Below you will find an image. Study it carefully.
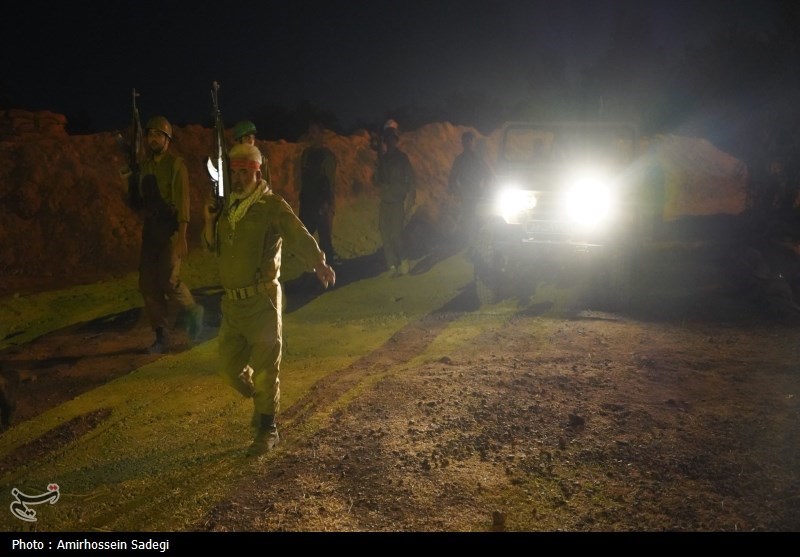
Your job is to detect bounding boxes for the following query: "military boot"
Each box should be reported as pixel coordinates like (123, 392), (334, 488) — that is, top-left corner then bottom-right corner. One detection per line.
(147, 327), (169, 354)
(247, 414), (280, 457)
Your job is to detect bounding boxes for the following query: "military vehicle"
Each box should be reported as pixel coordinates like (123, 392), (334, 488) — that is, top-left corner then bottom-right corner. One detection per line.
(472, 121), (651, 308)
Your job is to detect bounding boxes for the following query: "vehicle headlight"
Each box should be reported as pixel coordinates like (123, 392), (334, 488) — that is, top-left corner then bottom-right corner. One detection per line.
(495, 186), (537, 224)
(564, 171), (614, 228)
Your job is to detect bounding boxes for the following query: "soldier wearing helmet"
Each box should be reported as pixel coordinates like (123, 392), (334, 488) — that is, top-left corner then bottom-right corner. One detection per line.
(202, 143), (336, 457)
(376, 118), (400, 157)
(374, 125), (416, 277)
(233, 120), (258, 145)
(146, 115), (173, 141)
(232, 120), (272, 186)
(134, 115), (204, 354)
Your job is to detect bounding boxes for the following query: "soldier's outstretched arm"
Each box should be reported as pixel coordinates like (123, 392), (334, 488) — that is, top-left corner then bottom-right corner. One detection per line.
(315, 255), (336, 289)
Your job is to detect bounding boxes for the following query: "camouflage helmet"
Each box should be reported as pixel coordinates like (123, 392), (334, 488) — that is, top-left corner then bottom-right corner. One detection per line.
(233, 120), (258, 141)
(145, 116), (173, 140)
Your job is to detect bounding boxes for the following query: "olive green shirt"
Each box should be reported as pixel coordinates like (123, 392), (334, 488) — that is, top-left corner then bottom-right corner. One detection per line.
(139, 152), (190, 223)
(375, 149), (415, 205)
(300, 145), (337, 209)
(214, 189), (324, 289)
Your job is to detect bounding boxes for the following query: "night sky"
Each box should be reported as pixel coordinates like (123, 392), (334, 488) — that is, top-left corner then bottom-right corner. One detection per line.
(1, 0), (783, 134)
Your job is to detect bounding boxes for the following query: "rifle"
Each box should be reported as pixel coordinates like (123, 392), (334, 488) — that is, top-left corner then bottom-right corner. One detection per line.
(205, 81), (229, 210)
(121, 88), (143, 209)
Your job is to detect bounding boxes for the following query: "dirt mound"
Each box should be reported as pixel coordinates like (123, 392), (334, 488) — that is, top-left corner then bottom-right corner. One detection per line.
(0, 111), (747, 297)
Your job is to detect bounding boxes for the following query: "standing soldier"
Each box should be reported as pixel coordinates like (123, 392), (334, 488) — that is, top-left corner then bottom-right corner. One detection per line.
(202, 143), (335, 457)
(378, 118), (399, 157)
(448, 131), (492, 249)
(298, 120), (338, 263)
(232, 120), (272, 188)
(370, 118), (400, 159)
(374, 126), (415, 277)
(130, 115), (204, 354)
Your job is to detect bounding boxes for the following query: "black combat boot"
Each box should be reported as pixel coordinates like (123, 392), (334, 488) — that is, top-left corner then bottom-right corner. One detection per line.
(147, 327), (168, 354)
(247, 414), (280, 457)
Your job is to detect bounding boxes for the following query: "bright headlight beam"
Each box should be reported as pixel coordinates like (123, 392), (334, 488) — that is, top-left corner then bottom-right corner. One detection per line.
(496, 187), (536, 224)
(564, 171), (613, 227)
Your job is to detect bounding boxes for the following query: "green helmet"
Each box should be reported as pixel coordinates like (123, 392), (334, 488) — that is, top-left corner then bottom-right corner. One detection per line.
(233, 120), (257, 141)
(145, 116), (172, 140)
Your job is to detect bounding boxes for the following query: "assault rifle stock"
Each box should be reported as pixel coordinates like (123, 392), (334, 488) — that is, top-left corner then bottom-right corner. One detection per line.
(205, 81), (229, 209)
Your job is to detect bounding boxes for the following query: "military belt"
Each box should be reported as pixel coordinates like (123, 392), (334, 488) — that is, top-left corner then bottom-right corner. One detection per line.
(224, 282), (270, 300)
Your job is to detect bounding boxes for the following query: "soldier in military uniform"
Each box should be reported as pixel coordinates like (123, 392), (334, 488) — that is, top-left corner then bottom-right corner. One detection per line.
(202, 143), (336, 457)
(131, 116), (204, 354)
(374, 126), (415, 276)
(298, 120), (338, 262)
(232, 120), (272, 187)
(448, 131), (492, 249)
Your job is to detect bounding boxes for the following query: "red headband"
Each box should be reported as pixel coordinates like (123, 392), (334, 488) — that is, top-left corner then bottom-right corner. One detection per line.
(230, 159), (261, 170)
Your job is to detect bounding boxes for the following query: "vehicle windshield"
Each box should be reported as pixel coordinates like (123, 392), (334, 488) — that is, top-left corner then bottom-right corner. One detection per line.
(502, 123), (637, 168)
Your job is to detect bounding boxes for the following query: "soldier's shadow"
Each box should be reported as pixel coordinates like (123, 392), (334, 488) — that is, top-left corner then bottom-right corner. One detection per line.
(283, 248), (386, 313)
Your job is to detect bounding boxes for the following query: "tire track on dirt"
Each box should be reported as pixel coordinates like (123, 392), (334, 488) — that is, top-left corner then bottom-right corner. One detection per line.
(198, 305), (800, 532)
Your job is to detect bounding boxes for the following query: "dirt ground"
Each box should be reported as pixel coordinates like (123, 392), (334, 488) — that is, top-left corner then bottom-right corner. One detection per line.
(2, 221), (800, 532)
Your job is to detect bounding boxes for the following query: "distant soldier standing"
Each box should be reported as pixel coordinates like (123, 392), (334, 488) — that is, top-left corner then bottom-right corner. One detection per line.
(448, 131), (492, 248)
(203, 143), (336, 456)
(129, 116), (204, 353)
(378, 118), (399, 157)
(298, 120), (338, 262)
(374, 126), (415, 277)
